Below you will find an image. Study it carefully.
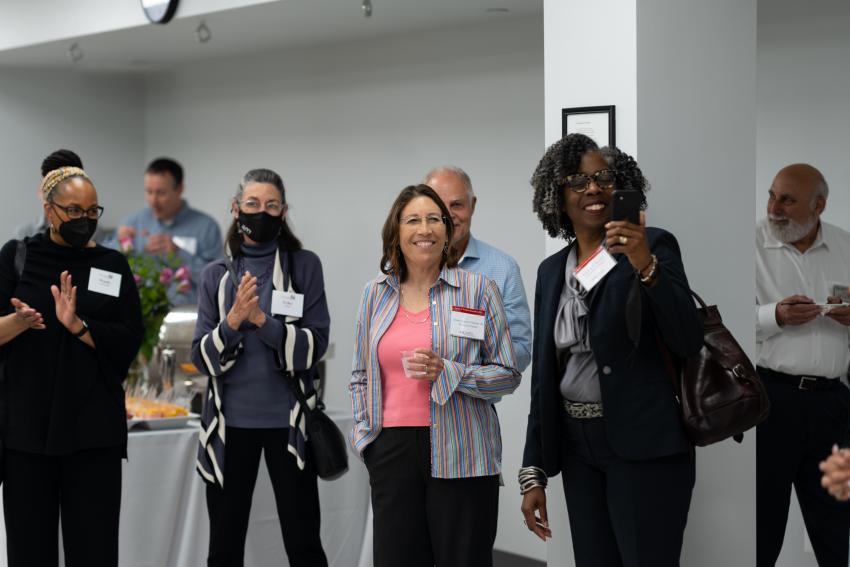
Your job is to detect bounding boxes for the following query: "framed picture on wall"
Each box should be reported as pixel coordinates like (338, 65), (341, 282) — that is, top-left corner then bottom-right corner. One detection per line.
(562, 105), (616, 147)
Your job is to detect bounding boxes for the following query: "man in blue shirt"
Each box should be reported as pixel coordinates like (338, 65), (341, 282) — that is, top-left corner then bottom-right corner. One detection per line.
(425, 166), (532, 371)
(102, 158), (222, 304)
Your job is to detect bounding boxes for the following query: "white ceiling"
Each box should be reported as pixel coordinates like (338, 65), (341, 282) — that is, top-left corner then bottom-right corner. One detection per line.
(0, 0), (542, 72)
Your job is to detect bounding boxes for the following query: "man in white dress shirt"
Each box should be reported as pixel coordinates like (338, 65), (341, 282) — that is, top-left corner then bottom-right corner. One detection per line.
(755, 163), (850, 567)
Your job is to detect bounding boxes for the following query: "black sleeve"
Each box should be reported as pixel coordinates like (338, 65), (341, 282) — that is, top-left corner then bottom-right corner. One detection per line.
(522, 263), (545, 469)
(0, 239), (19, 316)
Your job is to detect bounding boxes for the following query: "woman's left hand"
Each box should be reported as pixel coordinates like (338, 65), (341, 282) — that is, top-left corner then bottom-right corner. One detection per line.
(605, 211), (653, 273)
(409, 348), (444, 382)
(50, 270), (80, 331)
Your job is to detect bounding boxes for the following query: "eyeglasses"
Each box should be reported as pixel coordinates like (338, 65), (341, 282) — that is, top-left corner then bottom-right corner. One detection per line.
(51, 202), (105, 220)
(400, 214), (447, 228)
(240, 199), (283, 216)
(561, 169), (616, 193)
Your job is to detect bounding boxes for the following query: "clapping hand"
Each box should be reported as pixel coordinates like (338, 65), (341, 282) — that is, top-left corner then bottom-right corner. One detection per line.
(226, 272), (261, 331)
(10, 298), (45, 330)
(50, 271), (80, 331)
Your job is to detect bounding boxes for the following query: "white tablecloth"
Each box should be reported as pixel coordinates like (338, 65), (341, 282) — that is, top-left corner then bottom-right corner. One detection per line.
(0, 411), (371, 567)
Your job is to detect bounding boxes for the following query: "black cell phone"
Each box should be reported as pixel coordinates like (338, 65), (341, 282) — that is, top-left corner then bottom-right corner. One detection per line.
(611, 190), (641, 224)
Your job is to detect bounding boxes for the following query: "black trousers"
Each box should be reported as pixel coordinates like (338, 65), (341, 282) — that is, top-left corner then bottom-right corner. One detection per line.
(205, 426), (327, 567)
(756, 369), (850, 567)
(560, 415), (695, 567)
(3, 446), (123, 567)
(365, 427), (500, 567)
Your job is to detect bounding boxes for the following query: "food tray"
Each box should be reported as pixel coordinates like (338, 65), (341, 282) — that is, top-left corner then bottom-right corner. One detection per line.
(128, 413), (200, 431)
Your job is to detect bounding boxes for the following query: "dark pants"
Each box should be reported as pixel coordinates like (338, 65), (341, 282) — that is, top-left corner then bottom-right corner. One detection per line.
(756, 368), (850, 567)
(3, 446), (123, 567)
(560, 415), (695, 567)
(365, 427), (500, 567)
(205, 427), (327, 567)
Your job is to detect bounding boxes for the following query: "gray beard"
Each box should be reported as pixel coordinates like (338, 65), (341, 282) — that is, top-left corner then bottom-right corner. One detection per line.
(767, 215), (818, 244)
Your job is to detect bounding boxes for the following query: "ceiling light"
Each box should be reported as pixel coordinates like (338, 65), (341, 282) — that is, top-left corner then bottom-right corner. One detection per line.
(362, 0), (372, 18)
(67, 42), (83, 63)
(195, 21), (211, 43)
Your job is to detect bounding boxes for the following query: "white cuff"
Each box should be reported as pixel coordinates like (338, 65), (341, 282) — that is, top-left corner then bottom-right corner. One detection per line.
(757, 302), (782, 338)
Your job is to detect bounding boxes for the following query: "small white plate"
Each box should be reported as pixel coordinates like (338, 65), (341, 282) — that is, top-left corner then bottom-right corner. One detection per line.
(128, 413), (200, 431)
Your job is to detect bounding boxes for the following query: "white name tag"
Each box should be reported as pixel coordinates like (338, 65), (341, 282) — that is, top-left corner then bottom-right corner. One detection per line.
(88, 267), (122, 297)
(450, 306), (486, 340)
(272, 290), (304, 318)
(172, 236), (198, 255)
(574, 246), (616, 291)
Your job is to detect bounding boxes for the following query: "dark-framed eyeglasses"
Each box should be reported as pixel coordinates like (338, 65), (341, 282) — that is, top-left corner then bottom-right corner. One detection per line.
(51, 202), (105, 220)
(561, 169), (616, 193)
(400, 214), (447, 228)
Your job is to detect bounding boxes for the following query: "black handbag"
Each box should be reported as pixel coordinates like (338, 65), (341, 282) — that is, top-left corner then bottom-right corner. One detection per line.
(659, 290), (770, 446)
(287, 373), (349, 480)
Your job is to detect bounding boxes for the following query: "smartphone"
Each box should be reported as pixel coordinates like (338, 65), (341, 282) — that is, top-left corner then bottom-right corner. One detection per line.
(611, 190), (641, 224)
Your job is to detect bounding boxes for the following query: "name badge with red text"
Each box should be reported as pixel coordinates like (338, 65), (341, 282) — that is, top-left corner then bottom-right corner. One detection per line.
(574, 246), (616, 291)
(450, 306), (486, 340)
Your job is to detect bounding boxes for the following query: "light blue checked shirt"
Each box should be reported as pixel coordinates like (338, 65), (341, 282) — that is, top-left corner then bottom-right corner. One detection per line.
(459, 235), (531, 372)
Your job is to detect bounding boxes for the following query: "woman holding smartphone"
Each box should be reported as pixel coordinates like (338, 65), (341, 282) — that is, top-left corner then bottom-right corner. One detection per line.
(519, 133), (703, 567)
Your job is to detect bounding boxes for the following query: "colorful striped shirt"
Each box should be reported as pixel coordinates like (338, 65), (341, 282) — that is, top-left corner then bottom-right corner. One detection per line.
(349, 266), (520, 479)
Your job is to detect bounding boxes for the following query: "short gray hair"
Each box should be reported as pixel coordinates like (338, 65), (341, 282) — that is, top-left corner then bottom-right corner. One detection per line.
(423, 165), (475, 200)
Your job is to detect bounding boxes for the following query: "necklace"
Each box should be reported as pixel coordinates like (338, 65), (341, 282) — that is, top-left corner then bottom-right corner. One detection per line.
(399, 288), (431, 324)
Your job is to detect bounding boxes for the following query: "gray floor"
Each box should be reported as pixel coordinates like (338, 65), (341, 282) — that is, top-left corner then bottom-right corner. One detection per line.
(493, 550), (545, 567)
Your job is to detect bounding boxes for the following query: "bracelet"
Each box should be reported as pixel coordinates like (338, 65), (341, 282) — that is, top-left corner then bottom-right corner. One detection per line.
(518, 466), (547, 495)
(638, 254), (658, 285)
(73, 319), (89, 338)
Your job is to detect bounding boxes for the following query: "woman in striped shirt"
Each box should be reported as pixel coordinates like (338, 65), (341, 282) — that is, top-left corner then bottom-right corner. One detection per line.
(349, 184), (521, 567)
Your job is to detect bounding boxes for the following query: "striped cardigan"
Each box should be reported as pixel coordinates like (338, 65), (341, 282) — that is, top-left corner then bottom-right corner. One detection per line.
(192, 248), (330, 487)
(349, 266), (520, 479)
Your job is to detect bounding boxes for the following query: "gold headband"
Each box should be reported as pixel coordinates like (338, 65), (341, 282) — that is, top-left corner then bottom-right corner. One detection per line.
(40, 166), (92, 200)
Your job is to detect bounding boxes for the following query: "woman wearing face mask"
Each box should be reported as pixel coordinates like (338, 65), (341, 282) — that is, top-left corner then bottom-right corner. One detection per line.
(192, 168), (330, 567)
(0, 166), (144, 566)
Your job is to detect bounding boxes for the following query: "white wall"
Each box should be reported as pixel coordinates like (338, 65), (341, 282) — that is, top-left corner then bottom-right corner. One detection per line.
(637, 1), (757, 565)
(143, 16), (546, 560)
(0, 69), (145, 240)
(545, 1), (757, 565)
(756, 0), (850, 228)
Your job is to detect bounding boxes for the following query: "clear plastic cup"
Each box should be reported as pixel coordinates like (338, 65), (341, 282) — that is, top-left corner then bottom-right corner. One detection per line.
(401, 350), (427, 378)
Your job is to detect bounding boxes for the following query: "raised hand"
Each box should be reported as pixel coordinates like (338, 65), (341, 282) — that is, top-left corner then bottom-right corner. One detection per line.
(226, 272), (260, 331)
(50, 271), (79, 331)
(10, 298), (45, 330)
(605, 211), (653, 274)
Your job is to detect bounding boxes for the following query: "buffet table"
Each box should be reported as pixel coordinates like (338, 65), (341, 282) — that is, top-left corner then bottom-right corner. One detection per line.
(0, 411), (371, 567)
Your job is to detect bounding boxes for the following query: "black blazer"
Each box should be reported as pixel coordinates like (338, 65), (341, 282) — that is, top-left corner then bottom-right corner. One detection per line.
(522, 227), (703, 476)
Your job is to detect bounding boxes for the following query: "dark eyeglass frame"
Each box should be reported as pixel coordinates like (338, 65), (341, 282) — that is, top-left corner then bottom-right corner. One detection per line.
(51, 202), (105, 220)
(561, 169), (617, 193)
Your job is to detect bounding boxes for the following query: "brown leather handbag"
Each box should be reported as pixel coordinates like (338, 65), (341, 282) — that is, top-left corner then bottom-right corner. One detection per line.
(659, 291), (770, 446)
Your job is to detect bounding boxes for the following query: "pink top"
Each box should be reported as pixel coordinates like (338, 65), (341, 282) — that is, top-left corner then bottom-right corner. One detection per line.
(377, 306), (432, 427)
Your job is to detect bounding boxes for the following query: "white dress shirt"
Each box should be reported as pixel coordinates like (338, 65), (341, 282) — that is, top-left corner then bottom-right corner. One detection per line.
(756, 218), (850, 377)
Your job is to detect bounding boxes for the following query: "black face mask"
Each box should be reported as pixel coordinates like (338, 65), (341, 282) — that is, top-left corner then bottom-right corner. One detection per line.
(58, 217), (98, 249)
(237, 211), (281, 243)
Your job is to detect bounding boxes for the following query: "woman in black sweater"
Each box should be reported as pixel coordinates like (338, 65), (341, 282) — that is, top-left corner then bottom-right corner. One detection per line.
(0, 166), (143, 567)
